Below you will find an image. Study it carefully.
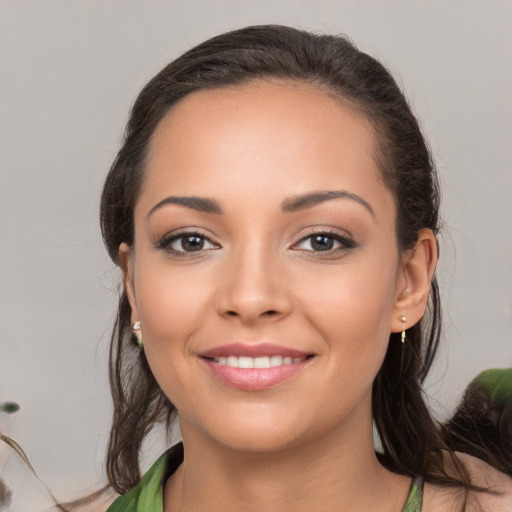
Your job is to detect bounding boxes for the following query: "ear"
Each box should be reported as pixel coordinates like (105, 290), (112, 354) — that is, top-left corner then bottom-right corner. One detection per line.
(118, 242), (139, 323)
(390, 228), (438, 333)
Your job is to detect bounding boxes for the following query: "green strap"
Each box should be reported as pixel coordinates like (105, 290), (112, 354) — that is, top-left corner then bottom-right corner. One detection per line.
(107, 452), (168, 512)
(401, 477), (424, 512)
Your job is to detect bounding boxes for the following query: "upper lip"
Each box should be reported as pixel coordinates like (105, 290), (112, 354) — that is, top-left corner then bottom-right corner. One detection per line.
(199, 343), (312, 359)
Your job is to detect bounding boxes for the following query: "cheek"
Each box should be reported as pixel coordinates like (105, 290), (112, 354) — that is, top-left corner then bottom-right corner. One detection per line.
(135, 261), (210, 342)
(299, 258), (397, 377)
(132, 261), (214, 398)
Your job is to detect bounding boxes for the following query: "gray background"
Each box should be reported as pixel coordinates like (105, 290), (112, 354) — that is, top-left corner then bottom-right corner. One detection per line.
(1, 0), (511, 508)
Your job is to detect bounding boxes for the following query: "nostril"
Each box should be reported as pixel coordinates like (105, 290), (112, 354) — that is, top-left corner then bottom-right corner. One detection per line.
(224, 309), (279, 318)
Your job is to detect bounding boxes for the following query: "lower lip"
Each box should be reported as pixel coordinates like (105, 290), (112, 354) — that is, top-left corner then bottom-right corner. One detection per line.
(201, 358), (313, 391)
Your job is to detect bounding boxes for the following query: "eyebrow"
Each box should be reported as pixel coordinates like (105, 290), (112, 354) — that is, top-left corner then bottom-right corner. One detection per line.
(148, 196), (223, 218)
(147, 190), (374, 218)
(281, 190), (375, 217)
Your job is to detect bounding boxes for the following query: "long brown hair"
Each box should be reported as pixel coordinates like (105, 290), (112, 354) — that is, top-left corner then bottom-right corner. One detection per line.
(100, 25), (491, 494)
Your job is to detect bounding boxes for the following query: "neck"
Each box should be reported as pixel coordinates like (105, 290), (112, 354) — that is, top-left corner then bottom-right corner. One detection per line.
(164, 406), (411, 512)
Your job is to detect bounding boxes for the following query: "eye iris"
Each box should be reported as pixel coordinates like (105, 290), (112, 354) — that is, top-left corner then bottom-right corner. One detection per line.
(311, 235), (334, 251)
(182, 235), (204, 251)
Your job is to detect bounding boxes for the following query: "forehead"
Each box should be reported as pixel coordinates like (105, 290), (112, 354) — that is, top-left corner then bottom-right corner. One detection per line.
(140, 81), (392, 218)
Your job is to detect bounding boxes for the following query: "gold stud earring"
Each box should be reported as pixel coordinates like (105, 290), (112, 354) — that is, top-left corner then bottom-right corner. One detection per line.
(399, 316), (407, 344)
(132, 321), (143, 348)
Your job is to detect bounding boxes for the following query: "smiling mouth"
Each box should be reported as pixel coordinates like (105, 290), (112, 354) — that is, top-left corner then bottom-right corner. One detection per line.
(199, 343), (316, 390)
(204, 355), (314, 369)
(201, 354), (315, 391)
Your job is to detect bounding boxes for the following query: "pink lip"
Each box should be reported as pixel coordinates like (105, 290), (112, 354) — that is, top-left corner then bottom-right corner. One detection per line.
(200, 343), (310, 359)
(199, 343), (315, 391)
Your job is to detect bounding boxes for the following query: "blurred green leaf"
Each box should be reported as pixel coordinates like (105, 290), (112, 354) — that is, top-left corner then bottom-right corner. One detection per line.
(1, 402), (20, 414)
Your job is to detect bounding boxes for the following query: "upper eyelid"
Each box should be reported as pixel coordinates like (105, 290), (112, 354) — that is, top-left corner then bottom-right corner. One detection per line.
(159, 228), (216, 241)
(296, 227), (351, 238)
(156, 229), (219, 249)
(292, 231), (355, 248)
(293, 227), (354, 243)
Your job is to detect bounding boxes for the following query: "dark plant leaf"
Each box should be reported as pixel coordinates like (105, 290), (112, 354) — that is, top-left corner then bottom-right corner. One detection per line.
(0, 402), (20, 414)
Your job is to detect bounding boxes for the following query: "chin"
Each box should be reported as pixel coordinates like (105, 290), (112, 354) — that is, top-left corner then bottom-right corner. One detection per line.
(180, 403), (314, 455)
(214, 427), (305, 455)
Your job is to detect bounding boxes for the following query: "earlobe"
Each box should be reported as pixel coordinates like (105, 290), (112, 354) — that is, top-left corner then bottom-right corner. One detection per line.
(391, 229), (438, 333)
(119, 242), (139, 322)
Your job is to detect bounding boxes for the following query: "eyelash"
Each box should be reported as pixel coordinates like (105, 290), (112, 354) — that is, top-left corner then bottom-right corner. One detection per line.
(155, 229), (356, 258)
(292, 229), (356, 256)
(155, 230), (218, 257)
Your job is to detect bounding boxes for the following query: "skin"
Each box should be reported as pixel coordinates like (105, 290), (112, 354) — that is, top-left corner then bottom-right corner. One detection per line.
(120, 81), (438, 511)
(423, 453), (512, 511)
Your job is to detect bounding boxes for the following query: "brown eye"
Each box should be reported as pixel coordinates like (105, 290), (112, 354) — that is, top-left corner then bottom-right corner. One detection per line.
(179, 234), (206, 252)
(294, 232), (356, 253)
(157, 231), (218, 254)
(310, 235), (335, 251)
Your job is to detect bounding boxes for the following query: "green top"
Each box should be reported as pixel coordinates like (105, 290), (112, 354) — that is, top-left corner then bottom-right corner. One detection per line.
(107, 443), (179, 512)
(107, 442), (424, 512)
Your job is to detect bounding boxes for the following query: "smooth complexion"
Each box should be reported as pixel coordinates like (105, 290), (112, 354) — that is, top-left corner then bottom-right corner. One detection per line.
(120, 81), (437, 512)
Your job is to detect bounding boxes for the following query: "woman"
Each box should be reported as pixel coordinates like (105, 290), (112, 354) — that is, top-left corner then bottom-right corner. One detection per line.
(101, 25), (511, 511)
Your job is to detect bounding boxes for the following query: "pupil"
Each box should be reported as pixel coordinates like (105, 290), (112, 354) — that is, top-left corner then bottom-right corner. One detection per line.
(183, 235), (204, 251)
(312, 235), (333, 251)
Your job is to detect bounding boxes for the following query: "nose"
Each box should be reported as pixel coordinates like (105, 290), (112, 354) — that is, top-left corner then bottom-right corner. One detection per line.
(215, 241), (292, 325)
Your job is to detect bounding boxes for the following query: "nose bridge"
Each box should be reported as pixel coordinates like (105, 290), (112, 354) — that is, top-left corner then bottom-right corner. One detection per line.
(216, 232), (290, 322)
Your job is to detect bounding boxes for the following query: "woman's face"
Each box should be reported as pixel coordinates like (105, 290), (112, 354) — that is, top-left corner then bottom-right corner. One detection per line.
(122, 81), (411, 452)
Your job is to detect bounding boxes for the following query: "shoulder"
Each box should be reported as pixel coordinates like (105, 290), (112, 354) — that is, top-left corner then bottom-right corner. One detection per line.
(424, 453), (512, 512)
(459, 452), (512, 512)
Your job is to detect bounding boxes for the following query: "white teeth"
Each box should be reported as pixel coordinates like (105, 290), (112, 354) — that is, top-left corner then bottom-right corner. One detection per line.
(238, 356), (254, 368)
(254, 356), (270, 368)
(227, 356), (239, 368)
(270, 356), (283, 367)
(213, 355), (307, 368)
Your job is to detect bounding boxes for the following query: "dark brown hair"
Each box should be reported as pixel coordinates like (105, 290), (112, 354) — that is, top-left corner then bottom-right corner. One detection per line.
(441, 368), (512, 476)
(99, 25), (486, 495)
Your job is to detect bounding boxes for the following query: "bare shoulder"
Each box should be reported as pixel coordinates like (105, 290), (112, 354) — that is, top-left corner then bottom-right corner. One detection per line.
(423, 453), (512, 512)
(458, 452), (512, 512)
